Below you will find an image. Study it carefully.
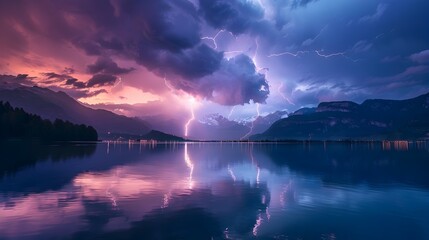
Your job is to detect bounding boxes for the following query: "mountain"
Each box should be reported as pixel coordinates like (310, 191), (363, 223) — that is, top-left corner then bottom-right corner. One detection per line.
(248, 110), (289, 135)
(0, 85), (150, 138)
(190, 114), (249, 140)
(141, 130), (185, 141)
(252, 93), (429, 141)
(0, 101), (98, 141)
(184, 110), (288, 140)
(141, 110), (287, 141)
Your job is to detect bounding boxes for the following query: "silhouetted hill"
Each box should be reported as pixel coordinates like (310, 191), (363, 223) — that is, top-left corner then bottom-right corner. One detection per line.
(252, 92), (429, 140)
(0, 101), (98, 141)
(0, 85), (150, 137)
(141, 130), (185, 141)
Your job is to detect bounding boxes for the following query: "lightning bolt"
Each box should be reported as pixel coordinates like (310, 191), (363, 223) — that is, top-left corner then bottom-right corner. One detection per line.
(163, 76), (175, 92)
(184, 97), (196, 137)
(201, 29), (235, 49)
(277, 82), (295, 105)
(112, 76), (123, 89)
(227, 106), (236, 120)
(314, 49), (346, 58)
(268, 50), (359, 62)
(315, 50), (360, 62)
(268, 51), (309, 58)
(302, 25), (328, 46)
(253, 38), (269, 73)
(241, 103), (260, 140)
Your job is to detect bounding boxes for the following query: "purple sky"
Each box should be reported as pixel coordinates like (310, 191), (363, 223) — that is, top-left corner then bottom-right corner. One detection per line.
(1, 0), (429, 124)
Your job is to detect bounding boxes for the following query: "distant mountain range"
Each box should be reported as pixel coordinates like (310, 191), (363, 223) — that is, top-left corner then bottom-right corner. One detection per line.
(142, 111), (288, 140)
(0, 84), (150, 138)
(252, 92), (429, 141)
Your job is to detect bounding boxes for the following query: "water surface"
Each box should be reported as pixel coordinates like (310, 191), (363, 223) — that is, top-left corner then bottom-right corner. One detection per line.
(1, 141), (429, 239)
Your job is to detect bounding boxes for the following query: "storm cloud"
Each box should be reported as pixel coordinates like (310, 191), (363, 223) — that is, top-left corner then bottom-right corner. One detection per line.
(0, 0), (270, 105)
(199, 54), (269, 105)
(87, 57), (134, 75)
(198, 0), (264, 34)
(1, 0), (429, 114)
(87, 74), (117, 88)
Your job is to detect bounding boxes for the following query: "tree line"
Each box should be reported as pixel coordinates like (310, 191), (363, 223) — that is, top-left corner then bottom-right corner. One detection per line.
(0, 101), (98, 141)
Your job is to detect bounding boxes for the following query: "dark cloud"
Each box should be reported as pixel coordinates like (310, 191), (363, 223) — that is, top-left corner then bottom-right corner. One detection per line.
(65, 78), (86, 89)
(42, 72), (71, 81)
(3, 0), (428, 110)
(161, 44), (224, 79)
(63, 67), (76, 75)
(0, 74), (34, 86)
(64, 89), (108, 99)
(0, 0), (272, 106)
(87, 57), (134, 75)
(42, 72), (86, 89)
(290, 0), (320, 8)
(198, 0), (264, 34)
(198, 54), (270, 105)
(86, 74), (117, 88)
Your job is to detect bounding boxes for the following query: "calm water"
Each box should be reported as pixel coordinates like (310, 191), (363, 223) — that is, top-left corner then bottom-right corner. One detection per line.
(1, 141), (429, 240)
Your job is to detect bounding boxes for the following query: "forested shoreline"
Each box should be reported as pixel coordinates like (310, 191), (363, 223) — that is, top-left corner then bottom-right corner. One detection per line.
(0, 101), (98, 141)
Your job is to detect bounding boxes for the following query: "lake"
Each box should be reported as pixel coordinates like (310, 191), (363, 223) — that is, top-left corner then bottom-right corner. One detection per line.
(1, 141), (429, 240)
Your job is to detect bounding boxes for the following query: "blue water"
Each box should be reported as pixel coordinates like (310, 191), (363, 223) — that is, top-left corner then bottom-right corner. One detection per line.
(0, 141), (429, 240)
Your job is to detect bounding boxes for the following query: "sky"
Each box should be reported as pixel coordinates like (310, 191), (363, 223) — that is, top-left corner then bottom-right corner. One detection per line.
(1, 0), (429, 123)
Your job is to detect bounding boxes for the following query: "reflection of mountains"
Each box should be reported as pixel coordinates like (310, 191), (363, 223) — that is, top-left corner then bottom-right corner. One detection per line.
(0, 142), (96, 177)
(72, 180), (270, 240)
(256, 142), (429, 189)
(0, 143), (179, 194)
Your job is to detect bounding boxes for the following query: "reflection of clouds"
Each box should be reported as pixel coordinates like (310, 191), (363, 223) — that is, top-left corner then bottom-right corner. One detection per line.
(3, 142), (427, 239)
(0, 191), (83, 238)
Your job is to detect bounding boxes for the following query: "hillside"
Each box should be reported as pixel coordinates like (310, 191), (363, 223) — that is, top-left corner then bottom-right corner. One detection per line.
(252, 92), (429, 141)
(141, 130), (186, 141)
(0, 101), (98, 141)
(0, 85), (150, 137)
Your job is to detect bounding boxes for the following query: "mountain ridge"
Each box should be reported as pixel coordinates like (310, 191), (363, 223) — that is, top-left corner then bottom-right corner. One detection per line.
(252, 92), (429, 141)
(0, 85), (150, 138)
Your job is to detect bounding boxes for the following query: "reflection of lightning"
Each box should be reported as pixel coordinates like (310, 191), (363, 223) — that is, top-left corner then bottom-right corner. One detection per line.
(184, 143), (194, 189)
(256, 167), (261, 184)
(227, 165), (236, 182)
(277, 82), (295, 105)
(162, 192), (171, 208)
(227, 106), (236, 120)
(252, 213), (263, 236)
(280, 181), (292, 208)
(241, 103), (260, 140)
(184, 97), (196, 137)
(106, 189), (118, 208)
